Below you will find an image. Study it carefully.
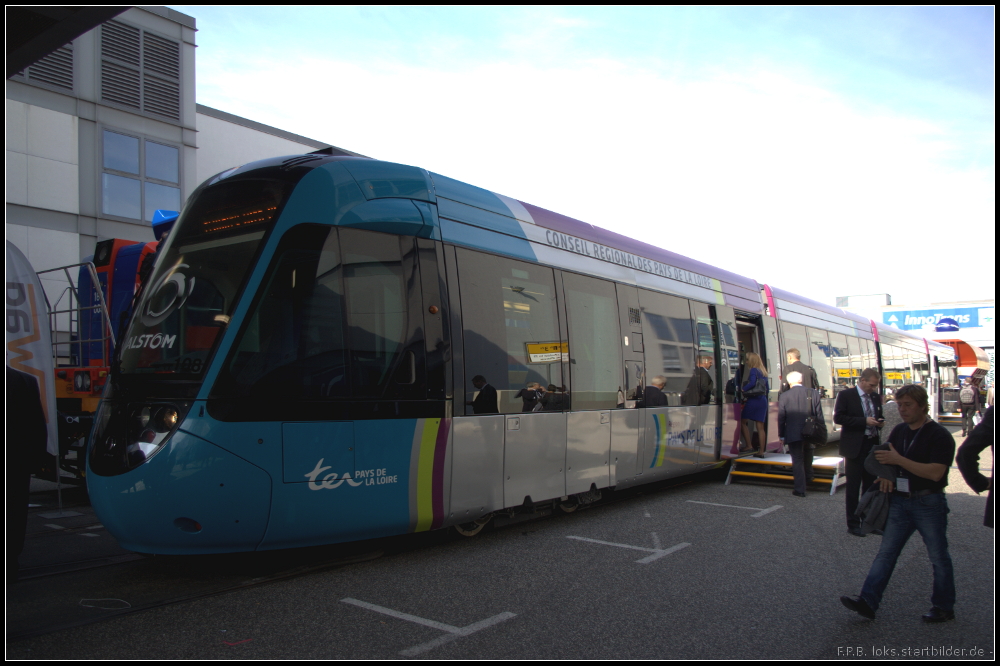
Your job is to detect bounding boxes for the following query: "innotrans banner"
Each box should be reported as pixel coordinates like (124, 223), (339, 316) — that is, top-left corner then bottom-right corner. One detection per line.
(6, 241), (59, 456)
(883, 307), (995, 332)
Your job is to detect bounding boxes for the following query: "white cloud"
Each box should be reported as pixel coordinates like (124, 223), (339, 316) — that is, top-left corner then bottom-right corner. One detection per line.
(197, 53), (995, 305)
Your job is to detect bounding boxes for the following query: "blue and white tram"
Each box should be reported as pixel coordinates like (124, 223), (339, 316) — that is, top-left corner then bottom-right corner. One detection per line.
(85, 155), (952, 554)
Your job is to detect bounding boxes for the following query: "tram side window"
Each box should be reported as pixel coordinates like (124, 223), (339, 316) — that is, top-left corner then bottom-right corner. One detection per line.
(808, 328), (833, 399)
(828, 332), (851, 394)
(563, 273), (622, 410)
(912, 348), (930, 386)
(883, 345), (906, 393)
(845, 336), (862, 389)
(779, 321), (811, 373)
(637, 289), (696, 405)
(863, 337), (878, 375)
(455, 248), (563, 414)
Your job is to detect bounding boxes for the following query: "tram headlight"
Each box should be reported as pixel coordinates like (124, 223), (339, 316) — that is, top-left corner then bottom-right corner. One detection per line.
(90, 401), (191, 476)
(155, 407), (179, 432)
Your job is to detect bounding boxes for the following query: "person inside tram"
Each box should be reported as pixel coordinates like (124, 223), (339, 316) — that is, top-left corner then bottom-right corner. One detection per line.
(539, 384), (569, 411)
(683, 355), (714, 406)
(468, 375), (499, 414)
(515, 382), (543, 412)
(642, 375), (669, 407)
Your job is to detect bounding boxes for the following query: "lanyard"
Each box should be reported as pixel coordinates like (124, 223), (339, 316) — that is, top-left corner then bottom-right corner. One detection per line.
(900, 421), (927, 458)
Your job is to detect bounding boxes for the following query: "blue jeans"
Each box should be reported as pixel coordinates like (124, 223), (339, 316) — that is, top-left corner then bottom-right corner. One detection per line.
(860, 492), (955, 612)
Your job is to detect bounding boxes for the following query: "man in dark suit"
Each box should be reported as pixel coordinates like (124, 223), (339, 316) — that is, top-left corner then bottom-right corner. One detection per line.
(779, 371), (824, 497)
(468, 375), (499, 414)
(834, 367), (884, 536)
(779, 348), (819, 393)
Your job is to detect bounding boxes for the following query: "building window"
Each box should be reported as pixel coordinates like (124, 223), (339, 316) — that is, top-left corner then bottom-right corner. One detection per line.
(101, 129), (181, 223)
(100, 20), (181, 121)
(12, 44), (74, 92)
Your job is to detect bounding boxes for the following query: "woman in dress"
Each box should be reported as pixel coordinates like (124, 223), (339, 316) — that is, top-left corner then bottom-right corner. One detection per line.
(741, 352), (770, 457)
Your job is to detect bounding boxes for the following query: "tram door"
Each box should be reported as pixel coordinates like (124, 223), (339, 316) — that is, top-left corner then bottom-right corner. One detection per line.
(714, 305), (741, 459)
(614, 284), (645, 480)
(735, 313), (780, 452)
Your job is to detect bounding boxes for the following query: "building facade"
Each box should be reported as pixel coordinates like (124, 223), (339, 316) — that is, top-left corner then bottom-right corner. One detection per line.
(7, 6), (358, 315)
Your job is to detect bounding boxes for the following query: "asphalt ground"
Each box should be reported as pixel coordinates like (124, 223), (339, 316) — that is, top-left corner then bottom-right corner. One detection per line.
(6, 425), (994, 660)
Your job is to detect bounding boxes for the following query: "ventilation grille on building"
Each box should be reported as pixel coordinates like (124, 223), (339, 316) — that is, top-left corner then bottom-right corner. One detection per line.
(143, 33), (180, 78)
(144, 75), (179, 119)
(102, 20), (140, 65)
(629, 307), (641, 325)
(15, 44), (74, 91)
(101, 20), (180, 121)
(101, 61), (140, 109)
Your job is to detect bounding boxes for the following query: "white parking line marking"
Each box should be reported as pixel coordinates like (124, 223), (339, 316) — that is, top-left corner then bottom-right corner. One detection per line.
(44, 524), (65, 530)
(340, 598), (516, 657)
(399, 612), (517, 657)
(80, 533), (100, 537)
(566, 535), (691, 564)
(650, 532), (662, 550)
(636, 543), (690, 564)
(685, 500), (783, 517)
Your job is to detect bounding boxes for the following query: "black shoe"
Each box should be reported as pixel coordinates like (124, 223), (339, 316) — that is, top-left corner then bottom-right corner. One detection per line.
(921, 607), (955, 623)
(792, 491), (806, 497)
(848, 527), (867, 537)
(840, 595), (876, 619)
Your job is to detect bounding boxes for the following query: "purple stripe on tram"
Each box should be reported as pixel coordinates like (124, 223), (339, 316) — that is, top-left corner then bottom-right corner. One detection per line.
(430, 418), (450, 530)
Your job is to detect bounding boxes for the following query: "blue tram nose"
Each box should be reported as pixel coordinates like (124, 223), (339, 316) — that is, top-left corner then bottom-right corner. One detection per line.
(88, 430), (272, 554)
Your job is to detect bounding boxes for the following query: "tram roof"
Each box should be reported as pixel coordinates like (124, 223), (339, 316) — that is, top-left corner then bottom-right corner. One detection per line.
(766, 284), (873, 339)
(424, 169), (763, 313)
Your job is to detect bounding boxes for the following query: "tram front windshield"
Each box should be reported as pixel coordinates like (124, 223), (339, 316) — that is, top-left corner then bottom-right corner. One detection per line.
(119, 177), (296, 376)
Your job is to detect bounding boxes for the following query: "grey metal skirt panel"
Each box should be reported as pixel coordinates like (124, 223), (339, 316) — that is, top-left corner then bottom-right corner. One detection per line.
(566, 410), (611, 495)
(610, 409), (641, 488)
(503, 412), (567, 507)
(450, 416), (504, 521)
(643, 407), (708, 479)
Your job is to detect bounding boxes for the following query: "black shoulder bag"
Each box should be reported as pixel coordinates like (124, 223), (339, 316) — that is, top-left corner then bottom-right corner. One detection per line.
(802, 388), (828, 447)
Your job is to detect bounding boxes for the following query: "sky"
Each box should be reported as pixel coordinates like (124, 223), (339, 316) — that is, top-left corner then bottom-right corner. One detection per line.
(172, 6), (995, 309)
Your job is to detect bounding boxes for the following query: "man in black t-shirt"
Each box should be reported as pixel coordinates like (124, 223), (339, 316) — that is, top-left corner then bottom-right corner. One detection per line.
(840, 384), (957, 623)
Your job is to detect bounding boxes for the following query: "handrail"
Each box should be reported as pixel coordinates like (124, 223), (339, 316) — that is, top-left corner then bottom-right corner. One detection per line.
(35, 262), (116, 367)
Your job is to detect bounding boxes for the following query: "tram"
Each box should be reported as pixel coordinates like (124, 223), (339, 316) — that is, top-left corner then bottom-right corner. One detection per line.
(935, 338), (990, 421)
(85, 155), (955, 554)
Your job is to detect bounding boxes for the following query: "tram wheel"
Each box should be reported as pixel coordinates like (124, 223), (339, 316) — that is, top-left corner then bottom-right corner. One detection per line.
(454, 516), (491, 537)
